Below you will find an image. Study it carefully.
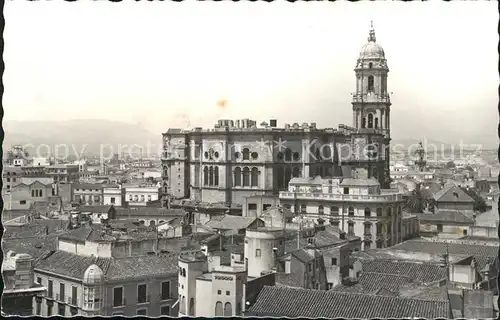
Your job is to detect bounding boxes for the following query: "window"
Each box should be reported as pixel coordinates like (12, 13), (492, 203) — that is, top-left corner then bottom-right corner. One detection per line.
(217, 290), (222, 295)
(368, 75), (374, 92)
(48, 280), (53, 298)
(293, 166), (301, 177)
(263, 204), (272, 211)
(343, 187), (349, 194)
(72, 286), (77, 305)
(376, 241), (382, 249)
(242, 167), (250, 186)
(113, 287), (123, 307)
(251, 152), (259, 160)
(277, 152), (284, 161)
(251, 167), (259, 187)
(331, 258), (337, 266)
(248, 203), (257, 211)
(330, 206), (339, 216)
(161, 281), (170, 300)
(243, 148), (250, 160)
(437, 224), (443, 233)
(60, 283), (65, 301)
(58, 303), (65, 316)
(300, 204), (307, 213)
(376, 223), (382, 234)
(285, 149), (292, 162)
(111, 197), (116, 204)
(161, 306), (170, 316)
(368, 113), (374, 129)
(36, 299), (42, 315)
(203, 167), (209, 185)
(37, 277), (42, 285)
(234, 167), (242, 186)
(308, 263), (312, 272)
(348, 207), (354, 216)
(368, 62), (373, 68)
(364, 207), (371, 218)
(255, 249), (261, 257)
(137, 309), (147, 316)
(226, 291), (230, 296)
(214, 166), (219, 186)
(318, 205), (324, 214)
(348, 222), (355, 235)
(376, 208), (382, 217)
(364, 223), (371, 235)
(32, 190), (35, 197)
(47, 302), (53, 316)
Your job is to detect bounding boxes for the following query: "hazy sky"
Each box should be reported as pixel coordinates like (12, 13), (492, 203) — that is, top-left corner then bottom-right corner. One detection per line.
(4, 1), (498, 145)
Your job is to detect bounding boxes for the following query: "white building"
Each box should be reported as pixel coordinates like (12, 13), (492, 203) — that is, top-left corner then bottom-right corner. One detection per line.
(124, 185), (159, 206)
(73, 160), (88, 172)
(32, 157), (50, 167)
(279, 176), (405, 250)
(103, 186), (125, 207)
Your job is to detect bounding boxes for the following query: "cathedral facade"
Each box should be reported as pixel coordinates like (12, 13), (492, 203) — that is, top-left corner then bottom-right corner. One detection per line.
(161, 24), (392, 205)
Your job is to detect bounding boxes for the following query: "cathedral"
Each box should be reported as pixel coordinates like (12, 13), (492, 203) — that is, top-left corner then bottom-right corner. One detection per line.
(161, 23), (392, 205)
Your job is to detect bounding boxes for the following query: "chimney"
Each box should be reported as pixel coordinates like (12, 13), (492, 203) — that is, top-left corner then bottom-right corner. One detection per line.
(269, 119), (277, 128)
(14, 254), (34, 290)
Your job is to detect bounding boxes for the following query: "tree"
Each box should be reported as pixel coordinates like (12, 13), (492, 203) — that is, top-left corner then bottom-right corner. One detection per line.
(404, 183), (435, 213)
(445, 161), (456, 169)
(460, 187), (488, 213)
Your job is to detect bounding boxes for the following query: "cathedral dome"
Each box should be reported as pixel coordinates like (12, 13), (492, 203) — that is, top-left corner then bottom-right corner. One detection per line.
(359, 24), (385, 59)
(83, 264), (104, 285)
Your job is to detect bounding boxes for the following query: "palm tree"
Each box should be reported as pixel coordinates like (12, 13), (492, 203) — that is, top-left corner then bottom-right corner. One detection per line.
(404, 183), (435, 213)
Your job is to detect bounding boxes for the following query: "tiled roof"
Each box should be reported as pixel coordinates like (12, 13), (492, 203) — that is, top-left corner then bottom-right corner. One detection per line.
(331, 273), (414, 294)
(72, 183), (105, 190)
(114, 207), (188, 217)
(4, 219), (69, 240)
(204, 215), (261, 230)
(389, 239), (497, 270)
(275, 272), (303, 288)
(290, 248), (320, 263)
(414, 211), (474, 224)
(433, 185), (474, 203)
(289, 176), (323, 185)
(35, 250), (179, 281)
(340, 177), (380, 187)
(248, 286), (450, 318)
(58, 224), (159, 243)
(76, 205), (114, 213)
(3, 238), (57, 262)
(463, 290), (495, 318)
(361, 260), (447, 284)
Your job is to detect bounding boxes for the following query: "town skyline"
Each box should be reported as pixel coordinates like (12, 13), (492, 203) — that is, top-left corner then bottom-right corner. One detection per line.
(3, 1), (497, 146)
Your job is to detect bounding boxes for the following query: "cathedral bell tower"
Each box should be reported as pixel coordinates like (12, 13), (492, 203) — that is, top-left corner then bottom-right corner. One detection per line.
(352, 22), (392, 187)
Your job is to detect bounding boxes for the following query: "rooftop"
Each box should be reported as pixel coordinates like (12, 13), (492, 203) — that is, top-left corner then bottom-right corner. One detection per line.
(414, 210), (475, 225)
(248, 286), (450, 318)
(35, 250), (179, 281)
(204, 215), (262, 231)
(433, 185), (475, 203)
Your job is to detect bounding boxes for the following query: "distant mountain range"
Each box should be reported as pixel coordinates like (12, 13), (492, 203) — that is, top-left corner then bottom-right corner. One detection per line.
(3, 119), (161, 159)
(2, 119), (493, 160)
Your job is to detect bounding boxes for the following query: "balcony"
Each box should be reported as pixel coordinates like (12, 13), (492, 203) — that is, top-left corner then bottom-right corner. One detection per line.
(280, 192), (402, 202)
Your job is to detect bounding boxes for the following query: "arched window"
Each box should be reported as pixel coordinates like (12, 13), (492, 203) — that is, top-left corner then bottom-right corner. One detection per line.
(242, 167), (250, 187)
(285, 149), (292, 162)
(364, 207), (371, 218)
(209, 166), (214, 186)
(251, 167), (259, 187)
(32, 190), (35, 197)
(277, 167), (285, 188)
(203, 167), (209, 186)
(368, 62), (373, 68)
(214, 166), (219, 186)
(189, 298), (195, 316)
(348, 207), (355, 216)
(285, 167), (292, 186)
(182, 268), (186, 277)
(224, 302), (232, 316)
(215, 302), (223, 317)
(293, 167), (301, 178)
(362, 118), (366, 129)
(368, 114), (374, 129)
(387, 207), (392, 217)
(330, 206), (339, 216)
(150, 220), (156, 227)
(318, 205), (324, 214)
(376, 208), (382, 217)
(368, 75), (374, 92)
(234, 167), (241, 186)
(375, 118), (379, 129)
(242, 148), (250, 160)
